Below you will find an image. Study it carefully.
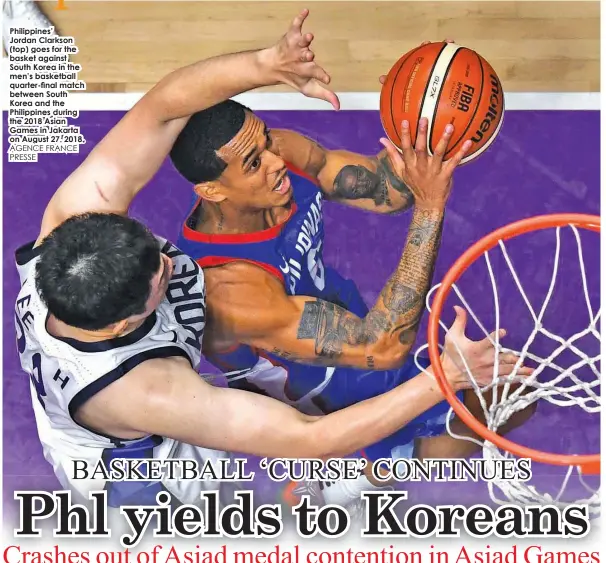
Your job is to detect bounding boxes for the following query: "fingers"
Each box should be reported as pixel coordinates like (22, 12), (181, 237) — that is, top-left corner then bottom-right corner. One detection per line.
(308, 62), (330, 84)
(328, 91), (341, 111)
(300, 50), (315, 62)
(291, 8), (309, 32)
(431, 123), (455, 167)
(496, 364), (534, 377)
(379, 136), (405, 169)
(477, 328), (507, 350)
(420, 39), (453, 46)
(442, 139), (472, 175)
(398, 119), (416, 165)
(415, 117), (429, 155)
(498, 352), (520, 365)
(489, 328), (507, 340)
(469, 362), (533, 388)
(304, 81), (340, 111)
(298, 32), (313, 48)
(449, 305), (468, 336)
(321, 89), (340, 111)
(379, 74), (386, 85)
(491, 351), (533, 377)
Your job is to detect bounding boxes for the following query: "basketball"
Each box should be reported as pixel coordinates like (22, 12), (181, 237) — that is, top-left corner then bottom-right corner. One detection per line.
(380, 42), (505, 163)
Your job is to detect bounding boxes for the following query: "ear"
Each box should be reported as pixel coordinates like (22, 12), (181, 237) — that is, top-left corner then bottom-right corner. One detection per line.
(111, 319), (129, 337)
(194, 181), (227, 203)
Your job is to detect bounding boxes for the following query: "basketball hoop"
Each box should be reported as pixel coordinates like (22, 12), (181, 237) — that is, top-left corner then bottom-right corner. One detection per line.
(415, 213), (600, 511)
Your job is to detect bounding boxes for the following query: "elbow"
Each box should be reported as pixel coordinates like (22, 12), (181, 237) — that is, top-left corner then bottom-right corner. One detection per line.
(381, 351), (410, 370)
(368, 341), (413, 370)
(298, 421), (343, 461)
(384, 205), (410, 216)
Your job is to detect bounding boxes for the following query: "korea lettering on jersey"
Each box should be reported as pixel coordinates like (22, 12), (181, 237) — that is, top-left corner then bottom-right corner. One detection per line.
(162, 240), (207, 351)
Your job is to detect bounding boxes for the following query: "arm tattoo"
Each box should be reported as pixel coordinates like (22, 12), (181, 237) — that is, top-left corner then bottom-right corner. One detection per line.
(380, 207), (444, 343)
(295, 301), (392, 362)
(333, 164), (392, 206)
(297, 301), (367, 359)
(332, 154), (413, 210)
(295, 207), (444, 363)
(270, 348), (297, 361)
(377, 154), (413, 200)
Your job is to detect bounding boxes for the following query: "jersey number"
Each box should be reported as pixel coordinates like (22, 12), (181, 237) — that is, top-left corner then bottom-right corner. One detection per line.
(15, 312), (66, 410)
(30, 353), (48, 409)
(307, 241), (325, 291)
(30, 353), (64, 410)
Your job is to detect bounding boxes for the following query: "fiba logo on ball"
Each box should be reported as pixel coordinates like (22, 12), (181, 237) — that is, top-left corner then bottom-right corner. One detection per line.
(380, 41), (505, 163)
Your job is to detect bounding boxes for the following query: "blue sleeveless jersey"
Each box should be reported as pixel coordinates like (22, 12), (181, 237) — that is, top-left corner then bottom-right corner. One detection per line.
(179, 169), (367, 314)
(177, 168), (369, 408)
(177, 167), (457, 460)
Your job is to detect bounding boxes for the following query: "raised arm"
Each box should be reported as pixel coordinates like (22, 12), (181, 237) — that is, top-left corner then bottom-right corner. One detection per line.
(208, 120), (470, 370)
(270, 39), (457, 216)
(270, 128), (415, 215)
(37, 9), (338, 243)
(207, 206), (440, 370)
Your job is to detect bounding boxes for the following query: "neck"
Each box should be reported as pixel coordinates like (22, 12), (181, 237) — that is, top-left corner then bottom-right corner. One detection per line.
(197, 201), (287, 234)
(46, 315), (145, 342)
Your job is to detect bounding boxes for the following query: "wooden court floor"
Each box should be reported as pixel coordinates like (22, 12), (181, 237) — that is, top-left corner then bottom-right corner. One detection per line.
(31, 1), (599, 94)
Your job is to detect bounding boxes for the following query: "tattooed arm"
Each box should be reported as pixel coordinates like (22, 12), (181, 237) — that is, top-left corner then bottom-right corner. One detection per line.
(270, 128), (414, 214)
(204, 119), (472, 369)
(204, 204), (443, 370)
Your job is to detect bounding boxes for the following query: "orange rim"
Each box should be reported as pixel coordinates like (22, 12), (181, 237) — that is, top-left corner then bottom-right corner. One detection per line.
(428, 213), (601, 475)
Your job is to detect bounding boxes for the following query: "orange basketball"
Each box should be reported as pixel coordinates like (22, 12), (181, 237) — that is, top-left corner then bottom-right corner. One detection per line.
(380, 42), (504, 163)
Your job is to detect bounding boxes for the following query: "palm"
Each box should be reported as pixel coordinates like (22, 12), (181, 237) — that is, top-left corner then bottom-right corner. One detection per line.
(441, 306), (531, 390)
(443, 333), (498, 387)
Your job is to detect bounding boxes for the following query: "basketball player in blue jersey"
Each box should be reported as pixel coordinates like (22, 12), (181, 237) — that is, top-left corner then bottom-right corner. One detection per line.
(171, 93), (535, 505)
(15, 10), (524, 510)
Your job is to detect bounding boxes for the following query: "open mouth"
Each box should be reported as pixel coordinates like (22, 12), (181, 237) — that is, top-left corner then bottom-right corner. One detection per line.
(273, 173), (291, 194)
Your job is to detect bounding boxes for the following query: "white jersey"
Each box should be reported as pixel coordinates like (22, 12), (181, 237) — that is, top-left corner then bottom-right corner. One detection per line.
(14, 237), (233, 507)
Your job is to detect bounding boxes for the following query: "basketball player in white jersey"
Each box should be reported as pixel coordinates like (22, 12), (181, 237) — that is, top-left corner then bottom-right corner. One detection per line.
(14, 10), (529, 511)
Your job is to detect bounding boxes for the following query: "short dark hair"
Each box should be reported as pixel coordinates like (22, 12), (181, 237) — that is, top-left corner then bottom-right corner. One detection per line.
(35, 213), (161, 330)
(170, 99), (250, 184)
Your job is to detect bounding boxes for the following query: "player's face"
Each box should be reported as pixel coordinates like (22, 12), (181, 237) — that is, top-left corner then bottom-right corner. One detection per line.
(214, 112), (293, 208)
(130, 253), (173, 322)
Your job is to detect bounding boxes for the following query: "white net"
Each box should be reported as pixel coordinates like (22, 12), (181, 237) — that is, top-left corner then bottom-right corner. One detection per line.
(414, 222), (601, 515)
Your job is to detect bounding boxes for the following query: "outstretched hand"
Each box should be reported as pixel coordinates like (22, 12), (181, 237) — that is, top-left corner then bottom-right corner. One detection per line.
(379, 117), (470, 209)
(441, 306), (534, 392)
(265, 9), (340, 110)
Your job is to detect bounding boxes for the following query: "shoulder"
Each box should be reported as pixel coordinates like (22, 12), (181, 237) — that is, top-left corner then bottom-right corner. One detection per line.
(93, 355), (198, 404)
(74, 355), (203, 433)
(204, 262), (291, 332)
(206, 261), (285, 299)
(129, 355), (194, 381)
(15, 241), (43, 285)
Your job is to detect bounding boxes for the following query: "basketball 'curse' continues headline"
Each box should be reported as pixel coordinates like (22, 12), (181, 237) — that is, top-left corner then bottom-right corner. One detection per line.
(13, 457), (592, 548)
(68, 457), (533, 483)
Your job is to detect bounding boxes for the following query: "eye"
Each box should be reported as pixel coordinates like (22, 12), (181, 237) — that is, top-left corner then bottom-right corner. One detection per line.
(250, 156), (261, 171)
